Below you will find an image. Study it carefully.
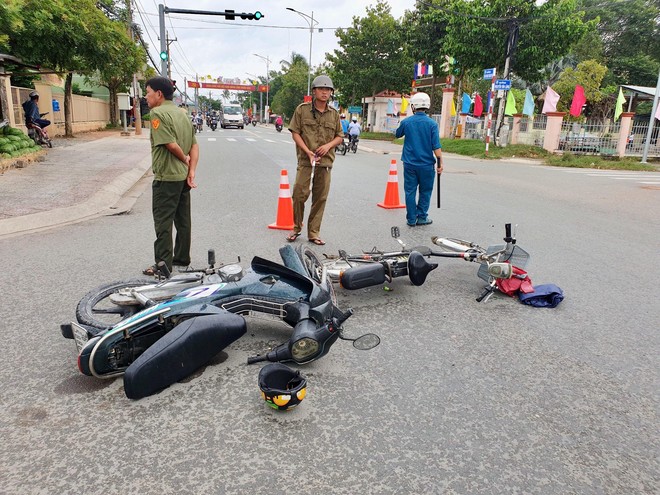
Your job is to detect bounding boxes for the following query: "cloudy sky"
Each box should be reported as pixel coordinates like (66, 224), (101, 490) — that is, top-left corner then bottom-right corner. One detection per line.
(133, 0), (416, 90)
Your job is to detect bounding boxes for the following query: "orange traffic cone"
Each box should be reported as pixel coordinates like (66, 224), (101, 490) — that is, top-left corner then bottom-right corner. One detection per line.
(377, 159), (405, 209)
(268, 169), (295, 230)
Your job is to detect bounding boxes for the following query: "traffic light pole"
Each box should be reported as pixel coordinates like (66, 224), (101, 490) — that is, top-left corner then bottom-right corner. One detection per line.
(159, 4), (167, 77)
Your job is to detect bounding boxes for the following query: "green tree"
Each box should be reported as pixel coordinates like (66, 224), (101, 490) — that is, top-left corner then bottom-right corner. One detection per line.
(437, 0), (593, 83)
(270, 54), (309, 119)
(8, 0), (140, 136)
(576, 0), (660, 86)
(328, 1), (414, 105)
(0, 0), (23, 52)
(553, 59), (608, 116)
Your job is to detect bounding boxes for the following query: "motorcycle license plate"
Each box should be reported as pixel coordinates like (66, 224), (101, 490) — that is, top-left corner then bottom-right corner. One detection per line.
(71, 322), (89, 354)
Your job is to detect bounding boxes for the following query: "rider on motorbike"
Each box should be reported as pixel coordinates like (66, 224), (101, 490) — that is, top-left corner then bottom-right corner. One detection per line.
(275, 115), (283, 131)
(347, 117), (361, 146)
(22, 91), (51, 141)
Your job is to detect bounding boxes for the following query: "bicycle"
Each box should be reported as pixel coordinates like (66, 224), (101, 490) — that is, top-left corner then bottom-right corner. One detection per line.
(347, 135), (359, 153)
(322, 224), (530, 302)
(336, 136), (347, 155)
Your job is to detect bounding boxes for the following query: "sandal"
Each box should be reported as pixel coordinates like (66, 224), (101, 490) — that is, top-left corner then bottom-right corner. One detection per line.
(286, 232), (301, 242)
(309, 238), (326, 246)
(142, 265), (158, 276)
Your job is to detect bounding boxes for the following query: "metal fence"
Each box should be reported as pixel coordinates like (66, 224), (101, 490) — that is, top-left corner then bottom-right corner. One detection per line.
(558, 120), (620, 155)
(626, 120), (660, 156)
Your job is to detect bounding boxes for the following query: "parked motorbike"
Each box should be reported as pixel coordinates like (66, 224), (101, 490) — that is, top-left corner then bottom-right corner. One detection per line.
(60, 245), (379, 399)
(26, 112), (52, 148)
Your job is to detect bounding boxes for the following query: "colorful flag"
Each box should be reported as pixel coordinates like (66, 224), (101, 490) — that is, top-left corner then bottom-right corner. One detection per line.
(451, 98), (456, 117)
(400, 97), (409, 114)
(542, 86), (560, 114)
(614, 88), (626, 121)
(414, 61), (432, 79)
(505, 91), (517, 116)
(474, 94), (483, 117)
(570, 85), (587, 117)
(461, 93), (472, 113)
(523, 89), (535, 116)
(387, 99), (394, 115)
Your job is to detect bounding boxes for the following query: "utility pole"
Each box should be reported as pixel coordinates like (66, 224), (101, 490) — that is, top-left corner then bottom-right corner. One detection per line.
(126, 0), (142, 135)
(494, 19), (519, 145)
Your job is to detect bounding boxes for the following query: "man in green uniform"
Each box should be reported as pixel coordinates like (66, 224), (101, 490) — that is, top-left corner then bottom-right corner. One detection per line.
(286, 75), (344, 246)
(143, 76), (199, 275)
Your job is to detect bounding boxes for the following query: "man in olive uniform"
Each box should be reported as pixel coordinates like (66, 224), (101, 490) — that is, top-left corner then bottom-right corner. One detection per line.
(286, 75), (344, 246)
(143, 76), (199, 275)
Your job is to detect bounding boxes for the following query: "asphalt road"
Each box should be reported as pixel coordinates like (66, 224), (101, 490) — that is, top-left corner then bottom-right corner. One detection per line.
(1, 125), (658, 494)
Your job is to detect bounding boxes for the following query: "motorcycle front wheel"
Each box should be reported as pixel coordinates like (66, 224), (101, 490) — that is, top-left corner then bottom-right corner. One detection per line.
(76, 279), (158, 330)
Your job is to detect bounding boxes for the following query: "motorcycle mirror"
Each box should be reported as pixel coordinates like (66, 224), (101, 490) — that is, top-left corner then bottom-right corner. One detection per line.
(352, 333), (380, 351)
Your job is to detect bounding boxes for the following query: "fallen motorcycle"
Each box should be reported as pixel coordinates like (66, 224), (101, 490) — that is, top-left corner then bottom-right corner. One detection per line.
(61, 245), (379, 399)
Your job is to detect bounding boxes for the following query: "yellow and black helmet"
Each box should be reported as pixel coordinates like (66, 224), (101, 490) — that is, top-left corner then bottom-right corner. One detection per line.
(258, 363), (307, 411)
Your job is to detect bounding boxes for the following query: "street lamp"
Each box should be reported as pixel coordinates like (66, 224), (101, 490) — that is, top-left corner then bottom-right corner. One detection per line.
(254, 53), (271, 122)
(286, 7), (318, 96)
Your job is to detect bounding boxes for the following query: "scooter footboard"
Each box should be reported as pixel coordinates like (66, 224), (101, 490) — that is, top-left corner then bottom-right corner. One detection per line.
(123, 312), (246, 400)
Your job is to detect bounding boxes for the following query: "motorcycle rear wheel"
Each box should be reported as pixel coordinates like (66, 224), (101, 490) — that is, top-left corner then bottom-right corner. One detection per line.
(76, 278), (158, 330)
(296, 245), (337, 305)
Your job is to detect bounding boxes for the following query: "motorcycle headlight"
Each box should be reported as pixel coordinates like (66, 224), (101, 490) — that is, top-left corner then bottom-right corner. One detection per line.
(291, 337), (320, 361)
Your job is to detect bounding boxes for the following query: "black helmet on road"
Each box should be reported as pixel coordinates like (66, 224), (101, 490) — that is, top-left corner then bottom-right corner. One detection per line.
(311, 75), (334, 91)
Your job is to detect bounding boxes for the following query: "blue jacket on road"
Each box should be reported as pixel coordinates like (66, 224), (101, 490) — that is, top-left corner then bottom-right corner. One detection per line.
(395, 111), (441, 168)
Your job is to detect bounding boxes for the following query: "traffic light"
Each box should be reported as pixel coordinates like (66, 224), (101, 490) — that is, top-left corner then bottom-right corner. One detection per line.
(159, 51), (168, 61)
(240, 11), (263, 20)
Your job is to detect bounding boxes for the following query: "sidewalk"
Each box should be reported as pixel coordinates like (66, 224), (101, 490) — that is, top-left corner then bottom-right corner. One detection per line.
(0, 129), (152, 239)
(358, 138), (402, 155)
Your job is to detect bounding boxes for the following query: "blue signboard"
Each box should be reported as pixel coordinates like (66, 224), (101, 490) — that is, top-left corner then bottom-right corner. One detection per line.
(348, 106), (362, 114)
(52, 99), (60, 112)
(494, 79), (512, 91)
(483, 68), (496, 80)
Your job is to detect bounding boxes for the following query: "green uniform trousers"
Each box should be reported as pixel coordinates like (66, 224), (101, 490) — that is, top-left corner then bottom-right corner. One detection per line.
(291, 164), (331, 239)
(152, 179), (191, 269)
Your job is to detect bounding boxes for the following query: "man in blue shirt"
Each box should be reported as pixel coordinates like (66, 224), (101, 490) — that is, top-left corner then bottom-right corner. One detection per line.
(394, 92), (443, 226)
(340, 113), (349, 136)
(22, 91), (51, 130)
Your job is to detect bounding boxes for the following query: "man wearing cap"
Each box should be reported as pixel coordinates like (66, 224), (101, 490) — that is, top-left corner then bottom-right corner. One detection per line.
(286, 74), (344, 246)
(143, 76), (199, 275)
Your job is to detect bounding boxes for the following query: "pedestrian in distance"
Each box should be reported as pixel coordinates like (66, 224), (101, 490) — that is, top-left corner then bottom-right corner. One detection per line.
(142, 76), (199, 276)
(340, 113), (349, 137)
(347, 117), (361, 145)
(286, 75), (344, 246)
(394, 92), (443, 227)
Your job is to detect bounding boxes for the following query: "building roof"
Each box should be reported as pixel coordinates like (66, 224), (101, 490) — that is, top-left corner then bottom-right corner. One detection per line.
(620, 85), (658, 99)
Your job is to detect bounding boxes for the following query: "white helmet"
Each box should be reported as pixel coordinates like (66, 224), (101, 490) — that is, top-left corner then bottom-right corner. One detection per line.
(410, 92), (430, 111)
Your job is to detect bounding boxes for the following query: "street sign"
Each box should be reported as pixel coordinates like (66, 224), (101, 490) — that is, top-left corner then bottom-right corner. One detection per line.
(348, 106), (362, 114)
(483, 68), (496, 79)
(494, 79), (512, 91)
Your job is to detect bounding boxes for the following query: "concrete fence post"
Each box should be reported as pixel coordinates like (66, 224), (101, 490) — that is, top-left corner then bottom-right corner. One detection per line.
(511, 113), (523, 145)
(617, 112), (635, 157)
(440, 88), (455, 139)
(543, 112), (566, 152)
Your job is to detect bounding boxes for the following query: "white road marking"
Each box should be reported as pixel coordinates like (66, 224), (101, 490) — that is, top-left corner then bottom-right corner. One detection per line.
(226, 138), (237, 142)
(207, 138), (216, 141)
(245, 138), (256, 142)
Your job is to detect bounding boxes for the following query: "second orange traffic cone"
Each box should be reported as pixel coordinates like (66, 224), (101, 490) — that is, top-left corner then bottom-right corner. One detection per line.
(268, 169), (295, 230)
(377, 159), (405, 209)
